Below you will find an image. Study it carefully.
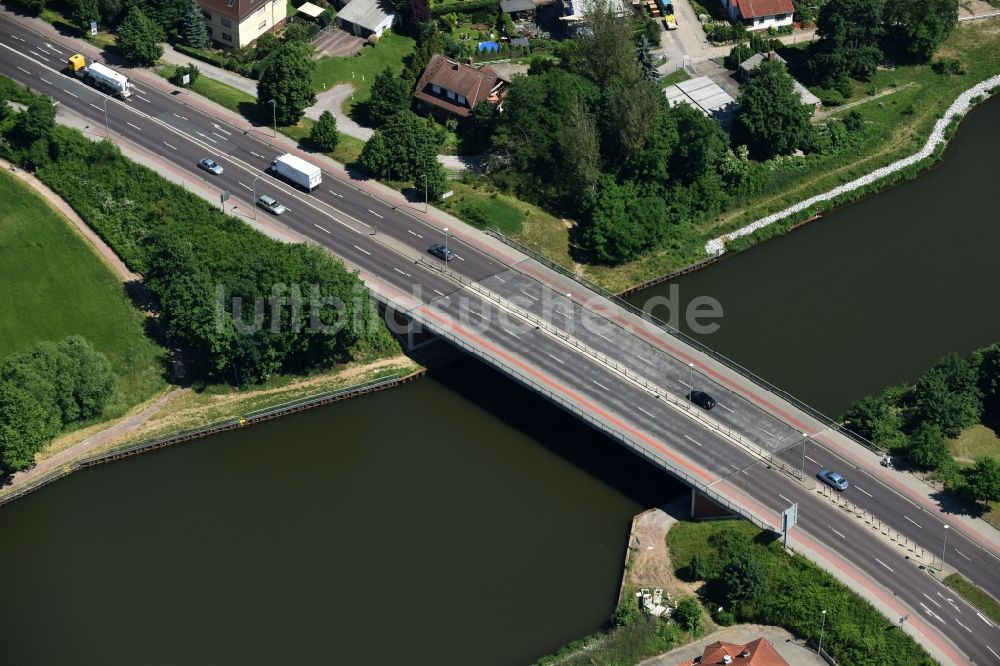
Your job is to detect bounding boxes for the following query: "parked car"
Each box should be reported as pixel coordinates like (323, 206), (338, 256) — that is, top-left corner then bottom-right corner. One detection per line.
(198, 158), (223, 175)
(256, 194), (286, 215)
(687, 390), (716, 410)
(428, 244), (454, 261)
(817, 468), (849, 491)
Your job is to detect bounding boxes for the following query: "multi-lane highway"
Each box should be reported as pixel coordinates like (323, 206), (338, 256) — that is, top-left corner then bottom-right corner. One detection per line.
(1, 13), (998, 663)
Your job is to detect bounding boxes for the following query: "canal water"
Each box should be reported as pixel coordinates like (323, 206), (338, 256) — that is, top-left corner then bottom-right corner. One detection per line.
(632, 95), (1000, 416)
(0, 359), (680, 666)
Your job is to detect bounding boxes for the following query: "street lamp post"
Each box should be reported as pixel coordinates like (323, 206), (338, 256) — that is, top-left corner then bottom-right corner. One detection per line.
(251, 174), (262, 220)
(799, 431), (810, 479)
(270, 99), (277, 138)
(941, 524), (950, 571)
(687, 363), (694, 408)
(102, 95), (110, 139)
(899, 614), (908, 630)
(818, 609), (827, 655)
(444, 227), (449, 257)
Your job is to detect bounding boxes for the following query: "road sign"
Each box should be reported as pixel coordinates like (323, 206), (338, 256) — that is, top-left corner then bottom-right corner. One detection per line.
(781, 502), (798, 548)
(182, 74), (190, 86)
(441, 190), (454, 199)
(220, 191), (230, 204)
(90, 21), (97, 36)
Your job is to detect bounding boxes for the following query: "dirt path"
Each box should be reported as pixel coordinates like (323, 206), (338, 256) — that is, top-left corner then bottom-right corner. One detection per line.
(0, 388), (187, 496)
(621, 500), (700, 605)
(813, 82), (919, 121)
(0, 157), (139, 282)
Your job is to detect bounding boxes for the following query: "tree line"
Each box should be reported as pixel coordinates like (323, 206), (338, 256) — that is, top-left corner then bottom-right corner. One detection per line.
(843, 343), (1000, 505)
(0, 336), (117, 474)
(0, 78), (399, 389)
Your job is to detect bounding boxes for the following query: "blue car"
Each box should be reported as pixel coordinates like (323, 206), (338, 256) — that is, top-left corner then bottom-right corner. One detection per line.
(817, 468), (849, 491)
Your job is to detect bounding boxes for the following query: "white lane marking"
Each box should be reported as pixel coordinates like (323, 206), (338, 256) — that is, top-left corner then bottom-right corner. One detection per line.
(251, 151), (266, 158)
(392, 267), (411, 277)
(433, 289), (446, 297)
(829, 526), (847, 539)
(328, 189), (343, 198)
(953, 548), (972, 562)
(368, 209), (383, 219)
(238, 182), (253, 191)
(546, 352), (565, 365)
(988, 646), (1000, 660)
(350, 242), (368, 253)
(407, 229), (424, 239)
(593, 380), (610, 392)
(778, 494), (791, 504)
(637, 406), (655, 418)
(805, 455), (821, 465)
(89, 103), (101, 110)
(172, 113), (181, 118)
(501, 327), (521, 340)
(978, 612), (996, 628)
(683, 435), (702, 447)
(10, 34), (25, 41)
(520, 289), (540, 301)
(163, 142), (177, 151)
(125, 121), (141, 131)
(64, 89), (78, 98)
(311, 223), (329, 234)
(679, 380), (692, 389)
(130, 84), (145, 94)
(40, 77), (51, 84)
(16, 65), (30, 74)
(211, 131), (227, 139)
(212, 124), (231, 135)
(639, 356), (655, 366)
(875, 558), (894, 572)
(552, 310), (568, 319)
(469, 310), (486, 320)
(717, 402), (734, 413)
(30, 50), (50, 62)
(955, 619), (972, 633)
(453, 254), (465, 261)
(596, 332), (614, 344)
(761, 428), (777, 438)
(854, 486), (873, 498)
(196, 131), (217, 144)
(923, 594), (942, 609)
(493, 275), (506, 283)
(903, 515), (922, 528)
(137, 95), (151, 103)
(44, 43), (60, 53)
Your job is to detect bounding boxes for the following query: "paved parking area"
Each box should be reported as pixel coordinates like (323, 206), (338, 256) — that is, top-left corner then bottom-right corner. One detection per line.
(313, 28), (365, 58)
(639, 624), (828, 666)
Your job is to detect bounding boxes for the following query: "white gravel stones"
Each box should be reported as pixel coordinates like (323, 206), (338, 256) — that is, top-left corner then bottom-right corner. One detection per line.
(704, 76), (1000, 256)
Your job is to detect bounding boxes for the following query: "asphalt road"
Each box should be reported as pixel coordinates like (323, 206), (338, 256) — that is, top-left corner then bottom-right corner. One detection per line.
(1, 15), (998, 664)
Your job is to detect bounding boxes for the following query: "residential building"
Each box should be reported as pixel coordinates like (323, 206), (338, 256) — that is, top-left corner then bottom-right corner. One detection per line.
(335, 0), (398, 38)
(413, 54), (509, 121)
(664, 75), (737, 125)
(196, 0), (287, 48)
(678, 637), (790, 666)
(720, 0), (795, 31)
(739, 51), (821, 109)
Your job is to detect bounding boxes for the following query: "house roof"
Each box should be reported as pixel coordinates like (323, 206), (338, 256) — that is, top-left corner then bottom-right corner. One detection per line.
(664, 75), (736, 121)
(196, 0), (271, 22)
(739, 52), (821, 106)
(337, 0), (397, 31)
(501, 0), (537, 12)
(734, 0), (794, 18)
(679, 638), (789, 666)
(413, 54), (508, 117)
(297, 1), (325, 18)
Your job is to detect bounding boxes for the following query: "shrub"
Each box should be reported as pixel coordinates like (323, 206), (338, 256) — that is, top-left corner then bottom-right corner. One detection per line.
(169, 63), (200, 86)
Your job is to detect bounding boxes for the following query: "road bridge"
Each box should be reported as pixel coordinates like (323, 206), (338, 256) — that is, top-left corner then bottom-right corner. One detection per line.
(1, 14), (998, 664)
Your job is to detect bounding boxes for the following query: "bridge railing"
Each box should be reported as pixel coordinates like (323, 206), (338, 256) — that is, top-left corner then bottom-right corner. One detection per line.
(415, 257), (804, 480)
(373, 288), (779, 534)
(484, 228), (884, 455)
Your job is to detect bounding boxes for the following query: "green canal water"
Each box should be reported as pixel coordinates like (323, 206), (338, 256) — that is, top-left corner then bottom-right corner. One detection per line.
(1, 94), (998, 666)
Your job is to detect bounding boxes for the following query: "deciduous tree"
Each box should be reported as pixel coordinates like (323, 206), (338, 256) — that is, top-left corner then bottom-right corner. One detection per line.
(736, 59), (813, 159)
(70, 0), (100, 32)
(310, 110), (340, 152)
(722, 553), (769, 605)
(908, 422), (950, 470)
(883, 0), (957, 63)
(257, 40), (317, 126)
(964, 457), (1000, 503)
(367, 67), (412, 127)
(117, 6), (164, 66)
(914, 353), (982, 437)
(810, 0), (885, 86)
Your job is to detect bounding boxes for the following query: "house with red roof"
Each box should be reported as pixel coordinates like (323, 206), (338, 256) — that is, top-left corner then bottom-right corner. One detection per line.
(677, 637), (790, 666)
(720, 0), (795, 31)
(412, 54), (509, 122)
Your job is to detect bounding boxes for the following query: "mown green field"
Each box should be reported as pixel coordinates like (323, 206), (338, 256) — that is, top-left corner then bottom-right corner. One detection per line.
(0, 170), (166, 418)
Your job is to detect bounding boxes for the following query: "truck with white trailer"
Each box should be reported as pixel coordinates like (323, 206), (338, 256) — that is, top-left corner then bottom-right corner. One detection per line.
(65, 54), (131, 99)
(270, 153), (322, 191)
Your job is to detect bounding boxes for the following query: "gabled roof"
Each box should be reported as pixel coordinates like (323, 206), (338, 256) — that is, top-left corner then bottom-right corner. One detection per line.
(413, 54), (508, 117)
(734, 0), (794, 18)
(739, 52), (821, 106)
(680, 638), (789, 666)
(196, 0), (271, 22)
(337, 0), (397, 31)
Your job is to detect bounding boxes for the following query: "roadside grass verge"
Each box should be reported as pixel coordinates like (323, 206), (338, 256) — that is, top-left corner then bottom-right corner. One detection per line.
(437, 181), (528, 235)
(311, 32), (416, 116)
(949, 423), (1000, 462)
(156, 66), (363, 164)
(0, 169), (167, 419)
(943, 573), (1000, 624)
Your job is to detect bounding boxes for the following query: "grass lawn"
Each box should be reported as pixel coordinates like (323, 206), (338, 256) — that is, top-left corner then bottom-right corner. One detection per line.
(438, 180), (568, 238)
(311, 32), (416, 116)
(0, 170), (167, 420)
(660, 68), (691, 88)
(944, 573), (1000, 624)
(949, 423), (1000, 463)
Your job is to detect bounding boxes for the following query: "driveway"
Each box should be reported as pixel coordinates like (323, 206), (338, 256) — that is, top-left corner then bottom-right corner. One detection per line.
(304, 83), (373, 140)
(313, 28), (365, 58)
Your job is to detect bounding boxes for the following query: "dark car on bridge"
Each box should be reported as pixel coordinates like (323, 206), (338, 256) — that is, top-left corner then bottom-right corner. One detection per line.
(817, 468), (849, 491)
(428, 244), (454, 261)
(687, 390), (716, 410)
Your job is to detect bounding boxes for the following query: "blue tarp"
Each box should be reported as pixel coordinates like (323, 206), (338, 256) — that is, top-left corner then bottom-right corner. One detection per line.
(478, 41), (500, 53)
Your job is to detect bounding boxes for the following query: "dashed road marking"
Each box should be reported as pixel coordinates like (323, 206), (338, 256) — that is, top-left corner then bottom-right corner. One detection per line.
(89, 103), (101, 110)
(137, 95), (151, 103)
(595, 332), (615, 344)
(433, 289), (446, 297)
(239, 182), (253, 191)
(407, 229), (424, 239)
(778, 494), (791, 504)
(392, 267), (411, 277)
(520, 289), (540, 301)
(311, 224), (330, 234)
(923, 594), (942, 609)
(805, 455), (822, 465)
(493, 275), (506, 283)
(717, 402), (734, 413)
(637, 406), (655, 418)
(978, 612), (996, 628)
(683, 435), (702, 447)
(368, 209), (383, 219)
(469, 310), (486, 320)
(163, 142), (177, 150)
(212, 124), (232, 135)
(212, 131), (227, 139)
(638, 356), (655, 366)
(501, 327), (521, 340)
(854, 486), (873, 498)
(453, 254), (464, 261)
(40, 77), (51, 84)
(875, 558), (894, 572)
(593, 380), (610, 392)
(953, 548), (972, 562)
(64, 89), (78, 98)
(829, 526), (847, 539)
(955, 619), (972, 633)
(761, 428), (777, 438)
(16, 66), (30, 74)
(328, 189), (343, 198)
(904, 515), (922, 528)
(251, 151), (266, 158)
(988, 646), (1000, 660)
(546, 352), (565, 365)
(126, 121), (141, 131)
(196, 131), (217, 144)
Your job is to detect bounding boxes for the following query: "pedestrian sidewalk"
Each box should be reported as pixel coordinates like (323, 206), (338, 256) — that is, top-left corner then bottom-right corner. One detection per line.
(160, 42), (257, 97)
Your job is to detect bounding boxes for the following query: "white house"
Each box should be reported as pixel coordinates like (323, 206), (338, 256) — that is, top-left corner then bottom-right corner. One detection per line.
(720, 0), (794, 31)
(196, 0), (287, 48)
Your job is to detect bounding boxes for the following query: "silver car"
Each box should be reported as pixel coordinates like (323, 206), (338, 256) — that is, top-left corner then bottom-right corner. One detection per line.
(256, 194), (286, 215)
(198, 158), (224, 175)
